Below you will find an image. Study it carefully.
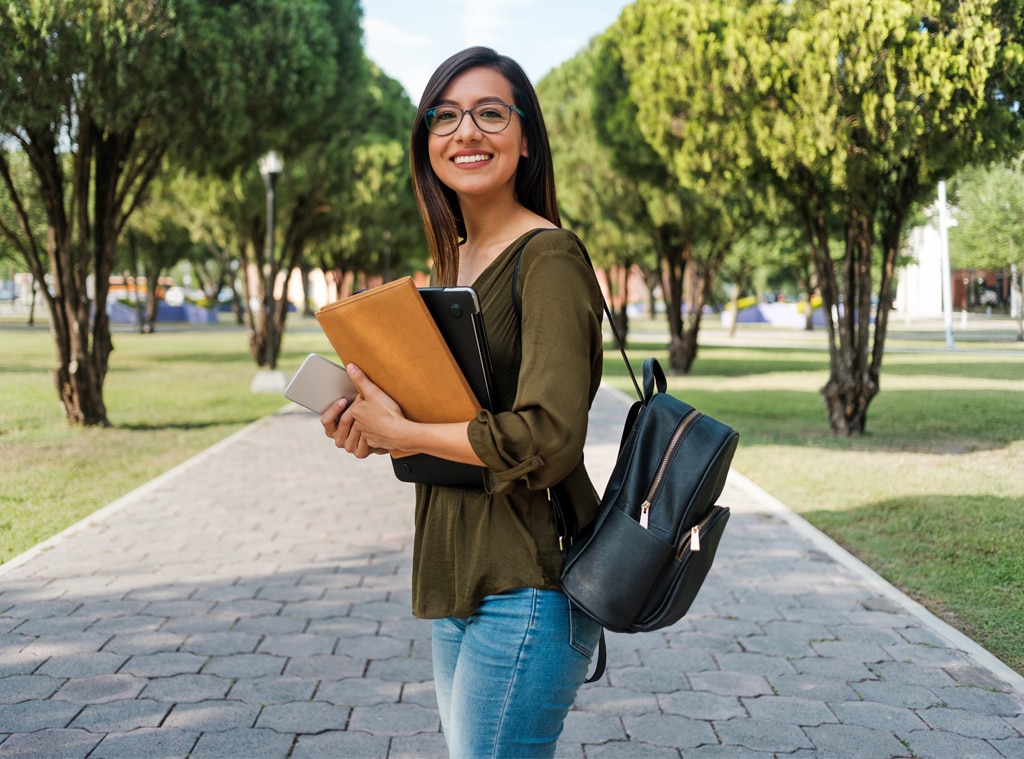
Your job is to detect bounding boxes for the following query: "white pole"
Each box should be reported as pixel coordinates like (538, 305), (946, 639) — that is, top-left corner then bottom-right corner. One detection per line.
(937, 181), (955, 348)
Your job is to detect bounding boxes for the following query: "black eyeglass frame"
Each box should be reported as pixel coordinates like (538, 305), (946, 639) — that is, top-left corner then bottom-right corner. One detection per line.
(423, 102), (527, 136)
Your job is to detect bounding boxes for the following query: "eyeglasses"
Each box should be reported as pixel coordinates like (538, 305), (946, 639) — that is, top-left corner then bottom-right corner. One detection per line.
(424, 102), (526, 136)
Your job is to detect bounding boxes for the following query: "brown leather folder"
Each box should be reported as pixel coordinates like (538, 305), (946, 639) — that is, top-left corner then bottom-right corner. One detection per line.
(314, 277), (481, 434)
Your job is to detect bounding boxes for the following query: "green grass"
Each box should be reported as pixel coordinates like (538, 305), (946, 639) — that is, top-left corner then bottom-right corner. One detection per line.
(3, 312), (1023, 675)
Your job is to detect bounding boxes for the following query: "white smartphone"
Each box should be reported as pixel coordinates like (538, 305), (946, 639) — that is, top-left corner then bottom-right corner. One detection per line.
(283, 353), (358, 414)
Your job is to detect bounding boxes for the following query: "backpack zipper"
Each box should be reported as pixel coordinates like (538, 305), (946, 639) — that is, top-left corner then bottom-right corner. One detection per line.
(675, 507), (723, 558)
(638, 409), (702, 529)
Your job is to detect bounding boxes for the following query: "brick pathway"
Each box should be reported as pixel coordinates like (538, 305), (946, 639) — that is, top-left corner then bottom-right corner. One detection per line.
(1, 386), (1022, 758)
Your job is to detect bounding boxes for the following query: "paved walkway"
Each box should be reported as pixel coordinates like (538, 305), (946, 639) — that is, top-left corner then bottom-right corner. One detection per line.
(1, 385), (1022, 759)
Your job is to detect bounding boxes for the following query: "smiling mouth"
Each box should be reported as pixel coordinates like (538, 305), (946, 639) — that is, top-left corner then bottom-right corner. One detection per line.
(453, 154), (492, 165)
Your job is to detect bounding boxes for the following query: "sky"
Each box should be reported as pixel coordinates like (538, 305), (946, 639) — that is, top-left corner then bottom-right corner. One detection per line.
(360, 0), (632, 102)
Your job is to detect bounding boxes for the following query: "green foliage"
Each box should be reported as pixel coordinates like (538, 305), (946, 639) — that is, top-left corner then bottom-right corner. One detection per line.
(731, 0), (1016, 431)
(538, 42), (655, 275)
(949, 160), (1024, 270)
(0, 0), (369, 423)
(174, 0), (364, 172)
(591, 0), (786, 372)
(313, 61), (423, 286)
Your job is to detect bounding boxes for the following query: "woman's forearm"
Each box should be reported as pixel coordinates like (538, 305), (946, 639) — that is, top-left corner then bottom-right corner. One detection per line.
(390, 420), (485, 466)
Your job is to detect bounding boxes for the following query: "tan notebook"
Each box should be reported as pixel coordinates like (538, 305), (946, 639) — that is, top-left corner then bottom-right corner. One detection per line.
(314, 277), (481, 432)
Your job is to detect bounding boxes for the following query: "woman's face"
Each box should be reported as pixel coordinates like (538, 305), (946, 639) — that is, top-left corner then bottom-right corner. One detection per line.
(427, 66), (528, 202)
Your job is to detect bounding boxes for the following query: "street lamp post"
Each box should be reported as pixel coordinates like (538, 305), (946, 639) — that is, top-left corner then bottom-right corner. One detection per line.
(258, 151), (283, 369)
(937, 180), (955, 349)
(252, 151), (288, 394)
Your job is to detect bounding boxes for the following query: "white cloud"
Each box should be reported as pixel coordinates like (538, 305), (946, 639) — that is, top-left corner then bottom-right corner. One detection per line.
(363, 16), (430, 49)
(362, 16), (434, 99)
(447, 0), (534, 48)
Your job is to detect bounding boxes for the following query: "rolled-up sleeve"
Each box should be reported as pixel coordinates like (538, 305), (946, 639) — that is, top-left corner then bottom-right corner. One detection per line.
(467, 236), (603, 493)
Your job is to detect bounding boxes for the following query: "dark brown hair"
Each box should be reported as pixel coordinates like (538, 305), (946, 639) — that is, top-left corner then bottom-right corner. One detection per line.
(411, 47), (560, 286)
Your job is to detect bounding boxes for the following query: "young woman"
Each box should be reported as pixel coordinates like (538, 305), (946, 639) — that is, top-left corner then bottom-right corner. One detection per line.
(321, 47), (604, 758)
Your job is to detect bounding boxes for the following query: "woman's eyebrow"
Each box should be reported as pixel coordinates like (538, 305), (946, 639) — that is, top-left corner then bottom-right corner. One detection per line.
(432, 96), (507, 107)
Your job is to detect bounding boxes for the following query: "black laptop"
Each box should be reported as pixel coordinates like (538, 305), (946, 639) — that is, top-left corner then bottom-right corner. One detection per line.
(390, 287), (495, 488)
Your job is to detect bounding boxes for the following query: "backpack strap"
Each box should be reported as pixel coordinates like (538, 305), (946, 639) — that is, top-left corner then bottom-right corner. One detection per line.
(512, 229), (641, 401)
(512, 228), (628, 684)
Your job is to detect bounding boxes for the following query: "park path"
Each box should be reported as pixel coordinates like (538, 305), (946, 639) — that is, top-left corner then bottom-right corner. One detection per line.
(0, 384), (1022, 758)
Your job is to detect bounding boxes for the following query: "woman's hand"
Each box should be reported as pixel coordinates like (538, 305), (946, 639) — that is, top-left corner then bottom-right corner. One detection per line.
(320, 364), (404, 458)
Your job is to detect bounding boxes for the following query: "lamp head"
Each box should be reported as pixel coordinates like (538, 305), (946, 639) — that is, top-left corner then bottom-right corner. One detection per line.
(258, 151), (284, 178)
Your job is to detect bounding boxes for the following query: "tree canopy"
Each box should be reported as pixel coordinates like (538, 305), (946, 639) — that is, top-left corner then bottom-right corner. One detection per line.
(578, 0), (1020, 432)
(0, 0), (364, 425)
(593, 0), (773, 372)
(538, 41), (656, 337)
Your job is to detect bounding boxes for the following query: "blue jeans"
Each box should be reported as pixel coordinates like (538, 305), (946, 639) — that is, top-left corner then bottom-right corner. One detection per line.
(432, 588), (602, 758)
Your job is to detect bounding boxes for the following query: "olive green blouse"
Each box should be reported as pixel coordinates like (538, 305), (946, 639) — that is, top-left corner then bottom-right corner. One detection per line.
(411, 228), (604, 619)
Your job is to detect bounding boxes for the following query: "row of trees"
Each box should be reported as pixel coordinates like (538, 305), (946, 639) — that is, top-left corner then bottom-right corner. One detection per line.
(539, 0), (1024, 434)
(0, 0), (424, 427)
(4, 0), (1024, 436)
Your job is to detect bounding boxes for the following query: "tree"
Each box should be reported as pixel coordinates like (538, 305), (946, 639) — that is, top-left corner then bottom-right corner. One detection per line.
(0, 0), (354, 425)
(174, 60), (419, 357)
(598, 1), (770, 372)
(312, 62), (424, 299)
(538, 42), (657, 340)
(739, 0), (1013, 433)
(949, 160), (1024, 339)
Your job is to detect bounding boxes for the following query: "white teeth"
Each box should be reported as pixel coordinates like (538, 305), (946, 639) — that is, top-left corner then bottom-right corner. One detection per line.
(453, 154), (490, 164)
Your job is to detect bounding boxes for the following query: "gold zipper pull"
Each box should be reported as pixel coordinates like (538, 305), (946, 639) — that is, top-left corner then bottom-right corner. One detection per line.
(639, 501), (651, 529)
(691, 525), (701, 552)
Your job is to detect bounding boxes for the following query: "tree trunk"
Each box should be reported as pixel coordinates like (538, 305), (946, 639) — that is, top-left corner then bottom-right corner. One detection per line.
(601, 265), (630, 345)
(143, 260), (160, 333)
(271, 267), (289, 363)
(661, 233), (687, 374)
(241, 227), (270, 366)
(42, 123), (113, 427)
(640, 264), (661, 317)
(299, 261), (316, 317)
(820, 375), (877, 434)
(28, 283), (38, 327)
(817, 203), (878, 434)
(793, 174), (876, 435)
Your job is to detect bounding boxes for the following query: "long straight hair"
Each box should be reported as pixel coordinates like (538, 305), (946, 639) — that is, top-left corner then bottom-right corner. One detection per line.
(411, 47), (560, 286)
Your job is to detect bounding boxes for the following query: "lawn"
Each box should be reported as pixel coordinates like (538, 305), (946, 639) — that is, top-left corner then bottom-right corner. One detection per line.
(2, 312), (1023, 673)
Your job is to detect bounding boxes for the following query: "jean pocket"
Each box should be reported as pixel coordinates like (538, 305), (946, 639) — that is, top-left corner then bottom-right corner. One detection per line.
(567, 599), (602, 658)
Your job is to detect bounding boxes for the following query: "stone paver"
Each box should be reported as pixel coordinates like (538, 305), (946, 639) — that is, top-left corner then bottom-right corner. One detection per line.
(0, 386), (1021, 757)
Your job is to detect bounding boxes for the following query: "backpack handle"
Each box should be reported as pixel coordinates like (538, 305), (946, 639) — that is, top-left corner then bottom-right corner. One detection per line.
(642, 358), (666, 401)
